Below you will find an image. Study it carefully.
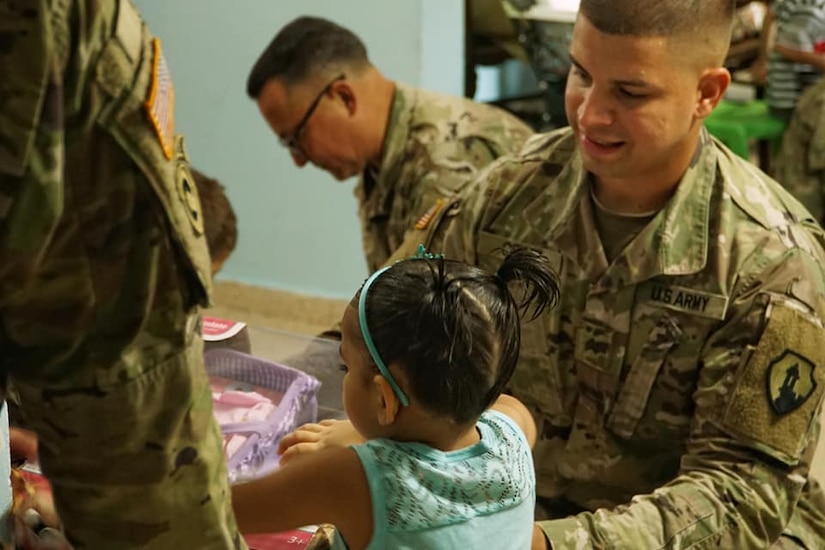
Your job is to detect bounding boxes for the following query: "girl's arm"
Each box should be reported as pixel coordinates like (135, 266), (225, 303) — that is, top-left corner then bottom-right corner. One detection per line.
(231, 446), (373, 549)
(490, 394), (537, 448)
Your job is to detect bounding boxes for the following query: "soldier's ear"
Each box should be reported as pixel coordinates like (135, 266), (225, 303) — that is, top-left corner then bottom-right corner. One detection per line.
(334, 81), (357, 117)
(695, 67), (730, 119)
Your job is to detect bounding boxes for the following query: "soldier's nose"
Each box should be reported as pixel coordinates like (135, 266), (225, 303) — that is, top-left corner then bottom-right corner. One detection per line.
(578, 90), (613, 129)
(290, 150), (308, 167)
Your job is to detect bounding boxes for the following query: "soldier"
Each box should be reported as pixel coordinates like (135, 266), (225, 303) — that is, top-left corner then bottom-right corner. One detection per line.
(394, 0), (825, 547)
(0, 1), (243, 547)
(774, 76), (825, 225)
(245, 16), (534, 274)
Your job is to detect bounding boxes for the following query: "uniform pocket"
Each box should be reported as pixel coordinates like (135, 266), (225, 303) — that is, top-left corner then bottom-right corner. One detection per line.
(607, 314), (681, 439)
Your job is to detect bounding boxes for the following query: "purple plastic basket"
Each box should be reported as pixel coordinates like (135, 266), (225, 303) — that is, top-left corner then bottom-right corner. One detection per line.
(204, 348), (321, 482)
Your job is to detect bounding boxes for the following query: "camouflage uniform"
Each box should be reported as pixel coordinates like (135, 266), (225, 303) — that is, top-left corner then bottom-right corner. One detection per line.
(355, 83), (532, 272)
(407, 127), (825, 548)
(774, 76), (825, 225)
(0, 1), (243, 548)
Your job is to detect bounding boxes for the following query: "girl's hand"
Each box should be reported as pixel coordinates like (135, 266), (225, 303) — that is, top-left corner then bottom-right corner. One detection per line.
(277, 420), (365, 465)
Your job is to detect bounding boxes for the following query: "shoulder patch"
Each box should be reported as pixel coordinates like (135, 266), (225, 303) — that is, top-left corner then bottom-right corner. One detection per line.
(414, 199), (444, 230)
(767, 350), (817, 415)
(724, 303), (825, 463)
(144, 38), (175, 160)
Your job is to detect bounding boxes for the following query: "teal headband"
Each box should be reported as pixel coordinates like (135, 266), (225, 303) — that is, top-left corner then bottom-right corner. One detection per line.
(357, 245), (443, 407)
(358, 265), (410, 406)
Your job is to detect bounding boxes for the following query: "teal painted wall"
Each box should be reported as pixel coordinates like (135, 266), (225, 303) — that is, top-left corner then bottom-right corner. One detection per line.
(135, 1), (464, 298)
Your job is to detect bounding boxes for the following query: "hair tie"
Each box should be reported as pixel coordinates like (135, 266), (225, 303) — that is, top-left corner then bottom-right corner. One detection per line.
(411, 243), (443, 261)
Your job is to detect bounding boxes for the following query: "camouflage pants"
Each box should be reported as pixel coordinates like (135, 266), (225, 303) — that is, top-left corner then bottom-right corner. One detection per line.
(10, 337), (244, 549)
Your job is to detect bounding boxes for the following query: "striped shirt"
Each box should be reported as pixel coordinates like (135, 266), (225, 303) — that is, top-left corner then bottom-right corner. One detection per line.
(767, 0), (825, 111)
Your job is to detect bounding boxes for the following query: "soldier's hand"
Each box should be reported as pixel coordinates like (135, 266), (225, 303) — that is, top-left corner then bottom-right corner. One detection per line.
(531, 524), (549, 550)
(277, 419), (365, 465)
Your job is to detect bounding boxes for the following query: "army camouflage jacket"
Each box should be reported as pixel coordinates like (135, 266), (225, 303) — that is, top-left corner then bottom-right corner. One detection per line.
(354, 82), (532, 272)
(411, 127), (825, 548)
(0, 1), (240, 547)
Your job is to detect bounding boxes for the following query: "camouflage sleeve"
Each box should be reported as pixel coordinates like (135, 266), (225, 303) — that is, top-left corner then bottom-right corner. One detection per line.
(774, 79), (825, 225)
(0, 4), (63, 304)
(539, 247), (825, 549)
(395, 138), (504, 255)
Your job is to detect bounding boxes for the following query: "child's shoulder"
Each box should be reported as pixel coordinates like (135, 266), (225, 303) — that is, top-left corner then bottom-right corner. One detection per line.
(476, 410), (534, 471)
(479, 409), (524, 435)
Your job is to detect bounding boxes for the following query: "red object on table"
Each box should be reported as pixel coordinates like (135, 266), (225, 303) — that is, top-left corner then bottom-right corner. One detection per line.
(243, 528), (314, 549)
(17, 467), (51, 496)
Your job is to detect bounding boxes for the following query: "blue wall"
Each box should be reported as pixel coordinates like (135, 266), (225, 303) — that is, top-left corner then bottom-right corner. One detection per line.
(135, 1), (464, 299)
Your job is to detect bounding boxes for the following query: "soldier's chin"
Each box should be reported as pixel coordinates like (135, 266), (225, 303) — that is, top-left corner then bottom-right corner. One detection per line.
(331, 166), (359, 181)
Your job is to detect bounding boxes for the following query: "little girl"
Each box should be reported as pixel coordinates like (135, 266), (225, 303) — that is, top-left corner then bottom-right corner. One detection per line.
(231, 246), (559, 549)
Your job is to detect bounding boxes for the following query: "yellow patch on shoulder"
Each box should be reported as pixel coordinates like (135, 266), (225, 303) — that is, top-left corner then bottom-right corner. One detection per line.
(144, 38), (175, 160)
(725, 303), (825, 463)
(414, 199), (444, 230)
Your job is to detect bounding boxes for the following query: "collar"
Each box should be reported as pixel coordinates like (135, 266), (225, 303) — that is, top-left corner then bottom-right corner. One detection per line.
(521, 128), (716, 283)
(354, 83), (415, 216)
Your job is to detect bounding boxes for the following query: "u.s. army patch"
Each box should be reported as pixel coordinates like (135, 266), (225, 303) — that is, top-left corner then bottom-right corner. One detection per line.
(144, 38), (175, 160)
(643, 282), (729, 320)
(767, 350), (817, 415)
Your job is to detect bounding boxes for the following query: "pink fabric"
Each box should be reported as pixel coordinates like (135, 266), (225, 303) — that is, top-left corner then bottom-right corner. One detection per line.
(210, 376), (286, 460)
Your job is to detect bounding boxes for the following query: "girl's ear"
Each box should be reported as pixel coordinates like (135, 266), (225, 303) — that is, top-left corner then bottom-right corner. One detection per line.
(373, 374), (400, 426)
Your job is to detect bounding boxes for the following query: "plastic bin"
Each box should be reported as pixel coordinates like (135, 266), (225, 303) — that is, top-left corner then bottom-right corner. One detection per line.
(205, 348), (321, 482)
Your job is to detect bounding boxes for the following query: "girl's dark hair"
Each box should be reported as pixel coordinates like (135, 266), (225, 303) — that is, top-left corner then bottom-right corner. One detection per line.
(356, 248), (559, 425)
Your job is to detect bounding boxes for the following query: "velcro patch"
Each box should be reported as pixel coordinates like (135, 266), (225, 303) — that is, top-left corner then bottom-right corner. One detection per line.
(144, 38), (175, 160)
(724, 303), (825, 463)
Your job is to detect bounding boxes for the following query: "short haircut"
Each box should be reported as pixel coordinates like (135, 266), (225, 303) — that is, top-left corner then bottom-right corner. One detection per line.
(580, 0), (735, 62)
(192, 169), (237, 263)
(247, 16), (370, 98)
(355, 248), (559, 425)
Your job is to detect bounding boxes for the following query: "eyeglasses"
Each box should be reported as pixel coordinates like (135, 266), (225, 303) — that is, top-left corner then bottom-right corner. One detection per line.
(279, 74), (346, 156)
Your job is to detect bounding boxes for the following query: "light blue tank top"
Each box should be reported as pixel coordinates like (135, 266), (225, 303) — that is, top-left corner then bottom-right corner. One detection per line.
(341, 410), (535, 549)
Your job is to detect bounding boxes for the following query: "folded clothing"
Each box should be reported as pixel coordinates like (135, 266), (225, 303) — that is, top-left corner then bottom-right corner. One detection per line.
(205, 349), (321, 482)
